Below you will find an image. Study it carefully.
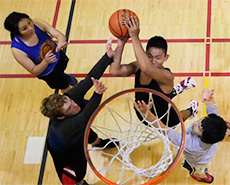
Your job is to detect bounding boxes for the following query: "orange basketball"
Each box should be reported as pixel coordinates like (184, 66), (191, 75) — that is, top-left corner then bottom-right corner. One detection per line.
(108, 9), (139, 39)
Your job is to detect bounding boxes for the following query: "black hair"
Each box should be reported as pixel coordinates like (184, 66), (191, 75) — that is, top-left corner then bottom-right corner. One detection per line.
(146, 36), (168, 55)
(201, 114), (227, 144)
(4, 12), (31, 40)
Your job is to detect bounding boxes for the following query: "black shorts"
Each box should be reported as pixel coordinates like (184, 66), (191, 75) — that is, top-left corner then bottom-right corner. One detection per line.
(38, 50), (70, 89)
(47, 130), (98, 183)
(47, 143), (87, 183)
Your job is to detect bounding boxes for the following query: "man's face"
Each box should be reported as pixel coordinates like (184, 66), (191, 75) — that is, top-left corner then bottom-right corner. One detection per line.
(146, 47), (169, 67)
(192, 118), (204, 137)
(61, 96), (81, 117)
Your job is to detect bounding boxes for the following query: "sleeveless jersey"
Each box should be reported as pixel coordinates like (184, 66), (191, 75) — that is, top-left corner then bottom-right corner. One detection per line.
(11, 25), (60, 76)
(135, 69), (179, 127)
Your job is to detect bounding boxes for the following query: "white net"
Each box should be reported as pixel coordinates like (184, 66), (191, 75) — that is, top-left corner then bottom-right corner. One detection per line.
(85, 89), (185, 185)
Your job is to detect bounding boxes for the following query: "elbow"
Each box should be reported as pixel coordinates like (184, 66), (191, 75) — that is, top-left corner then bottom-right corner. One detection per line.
(31, 71), (39, 76)
(30, 67), (40, 76)
(109, 68), (122, 77)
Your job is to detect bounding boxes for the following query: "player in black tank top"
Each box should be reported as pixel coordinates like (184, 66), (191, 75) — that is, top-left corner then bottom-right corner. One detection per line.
(135, 69), (180, 127)
(109, 18), (198, 128)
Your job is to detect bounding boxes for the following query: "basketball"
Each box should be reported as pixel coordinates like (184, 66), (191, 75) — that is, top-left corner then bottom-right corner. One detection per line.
(108, 9), (139, 39)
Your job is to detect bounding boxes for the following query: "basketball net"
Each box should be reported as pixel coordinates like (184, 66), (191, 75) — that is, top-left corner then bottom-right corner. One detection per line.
(84, 88), (185, 185)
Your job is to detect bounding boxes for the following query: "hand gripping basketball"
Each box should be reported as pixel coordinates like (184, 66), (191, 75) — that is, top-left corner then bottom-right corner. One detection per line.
(108, 9), (139, 39)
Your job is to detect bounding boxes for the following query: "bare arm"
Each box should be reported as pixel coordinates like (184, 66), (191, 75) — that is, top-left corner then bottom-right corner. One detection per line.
(109, 37), (138, 77)
(11, 48), (56, 76)
(125, 17), (174, 93)
(134, 100), (168, 134)
(34, 19), (67, 52)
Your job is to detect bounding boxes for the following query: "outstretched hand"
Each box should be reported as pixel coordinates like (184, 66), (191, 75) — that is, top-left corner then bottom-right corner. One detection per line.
(106, 37), (115, 58)
(134, 100), (153, 115)
(201, 88), (214, 102)
(91, 77), (107, 94)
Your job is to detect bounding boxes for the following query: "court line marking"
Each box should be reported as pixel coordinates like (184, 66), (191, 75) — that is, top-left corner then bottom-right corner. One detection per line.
(24, 137), (45, 164)
(2, 72), (230, 79)
(2, 38), (230, 45)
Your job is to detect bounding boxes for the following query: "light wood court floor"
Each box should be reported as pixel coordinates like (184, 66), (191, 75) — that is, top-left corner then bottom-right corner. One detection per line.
(0, 0), (230, 184)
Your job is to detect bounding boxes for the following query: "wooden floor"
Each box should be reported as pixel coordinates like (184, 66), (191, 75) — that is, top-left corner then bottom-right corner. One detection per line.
(0, 0), (230, 184)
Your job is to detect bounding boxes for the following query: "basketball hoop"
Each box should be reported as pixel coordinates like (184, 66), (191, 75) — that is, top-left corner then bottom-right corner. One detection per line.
(84, 88), (185, 185)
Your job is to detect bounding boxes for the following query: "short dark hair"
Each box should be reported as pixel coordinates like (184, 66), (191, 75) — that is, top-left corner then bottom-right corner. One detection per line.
(146, 36), (168, 55)
(201, 114), (227, 144)
(4, 12), (31, 40)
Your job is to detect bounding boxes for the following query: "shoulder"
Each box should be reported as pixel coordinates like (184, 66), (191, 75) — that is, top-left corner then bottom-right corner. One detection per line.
(11, 37), (21, 47)
(184, 133), (202, 152)
(11, 47), (27, 56)
(162, 67), (174, 82)
(33, 19), (46, 25)
(64, 90), (76, 101)
(33, 19), (51, 31)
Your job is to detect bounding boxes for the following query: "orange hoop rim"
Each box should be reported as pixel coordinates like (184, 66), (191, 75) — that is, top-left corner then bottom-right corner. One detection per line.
(84, 88), (185, 185)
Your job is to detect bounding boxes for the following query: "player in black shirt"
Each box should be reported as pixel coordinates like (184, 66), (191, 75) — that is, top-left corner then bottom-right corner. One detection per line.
(40, 38), (119, 185)
(109, 17), (198, 127)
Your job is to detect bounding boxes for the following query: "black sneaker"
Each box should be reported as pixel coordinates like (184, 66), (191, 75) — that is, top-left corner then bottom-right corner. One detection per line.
(93, 138), (119, 148)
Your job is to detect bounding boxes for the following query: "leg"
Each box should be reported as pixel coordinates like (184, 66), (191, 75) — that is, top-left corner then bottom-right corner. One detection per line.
(187, 100), (199, 120)
(88, 129), (119, 148)
(69, 150), (88, 184)
(48, 142), (86, 185)
(180, 109), (192, 121)
(191, 167), (214, 183)
(169, 77), (197, 99)
(180, 100), (199, 121)
(182, 160), (213, 183)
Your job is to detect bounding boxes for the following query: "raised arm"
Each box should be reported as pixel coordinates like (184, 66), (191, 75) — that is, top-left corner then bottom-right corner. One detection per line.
(125, 17), (174, 92)
(34, 19), (67, 52)
(70, 78), (107, 133)
(66, 39), (114, 100)
(134, 100), (167, 134)
(201, 88), (220, 117)
(109, 37), (138, 77)
(201, 88), (215, 105)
